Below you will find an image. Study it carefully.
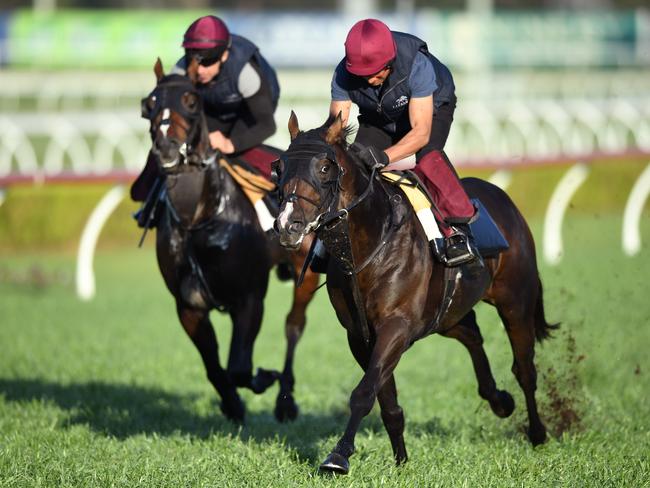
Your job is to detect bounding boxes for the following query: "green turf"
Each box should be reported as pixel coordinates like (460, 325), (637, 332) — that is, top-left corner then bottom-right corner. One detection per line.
(1, 215), (648, 487)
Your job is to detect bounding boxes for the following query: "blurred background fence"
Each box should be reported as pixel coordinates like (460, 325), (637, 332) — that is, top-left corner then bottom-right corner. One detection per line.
(1, 4), (649, 287)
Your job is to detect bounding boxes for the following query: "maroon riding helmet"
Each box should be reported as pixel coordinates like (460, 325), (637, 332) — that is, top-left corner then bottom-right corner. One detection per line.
(182, 15), (231, 64)
(344, 19), (396, 76)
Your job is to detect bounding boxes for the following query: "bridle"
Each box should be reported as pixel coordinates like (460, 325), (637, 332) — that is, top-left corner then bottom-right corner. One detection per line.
(276, 132), (400, 344)
(141, 75), (217, 170)
(275, 136), (379, 240)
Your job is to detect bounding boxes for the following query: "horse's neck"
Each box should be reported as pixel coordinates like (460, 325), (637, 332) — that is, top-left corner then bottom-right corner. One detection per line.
(165, 165), (220, 227)
(341, 166), (393, 256)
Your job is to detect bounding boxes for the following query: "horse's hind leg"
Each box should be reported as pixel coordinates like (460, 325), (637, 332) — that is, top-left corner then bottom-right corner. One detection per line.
(441, 309), (515, 418)
(495, 299), (547, 445)
(177, 303), (244, 422)
(275, 265), (319, 422)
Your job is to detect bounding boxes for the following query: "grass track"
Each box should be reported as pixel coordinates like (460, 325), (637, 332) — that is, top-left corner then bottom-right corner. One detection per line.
(1, 215), (649, 486)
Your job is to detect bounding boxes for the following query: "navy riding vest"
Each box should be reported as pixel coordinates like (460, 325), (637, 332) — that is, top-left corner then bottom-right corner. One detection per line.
(198, 34), (280, 123)
(338, 32), (455, 136)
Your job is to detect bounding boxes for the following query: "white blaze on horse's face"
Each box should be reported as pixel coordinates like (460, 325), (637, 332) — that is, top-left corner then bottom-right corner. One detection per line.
(278, 201), (294, 231)
(159, 108), (170, 137)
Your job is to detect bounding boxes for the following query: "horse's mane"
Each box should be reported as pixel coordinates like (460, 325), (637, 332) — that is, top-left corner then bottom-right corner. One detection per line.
(160, 73), (192, 84)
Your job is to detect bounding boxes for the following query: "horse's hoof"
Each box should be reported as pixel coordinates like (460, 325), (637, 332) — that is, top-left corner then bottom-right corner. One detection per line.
(319, 452), (349, 475)
(250, 368), (280, 394)
(220, 397), (245, 423)
(490, 390), (515, 418)
(528, 426), (547, 446)
(274, 393), (299, 422)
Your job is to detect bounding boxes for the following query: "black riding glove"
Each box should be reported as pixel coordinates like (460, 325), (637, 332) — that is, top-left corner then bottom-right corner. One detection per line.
(351, 143), (389, 170)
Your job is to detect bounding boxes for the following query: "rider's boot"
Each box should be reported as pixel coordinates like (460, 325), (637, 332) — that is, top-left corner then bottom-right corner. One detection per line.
(133, 199), (161, 229)
(444, 224), (479, 267)
(133, 177), (164, 229)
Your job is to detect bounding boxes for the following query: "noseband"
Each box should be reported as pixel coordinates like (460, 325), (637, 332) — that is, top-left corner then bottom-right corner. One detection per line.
(142, 75), (215, 169)
(277, 137), (378, 235)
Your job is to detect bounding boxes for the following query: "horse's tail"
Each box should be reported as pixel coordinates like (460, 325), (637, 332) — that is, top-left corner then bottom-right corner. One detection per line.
(534, 276), (560, 342)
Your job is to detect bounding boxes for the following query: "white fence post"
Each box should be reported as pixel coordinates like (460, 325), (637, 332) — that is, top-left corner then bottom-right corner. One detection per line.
(622, 162), (650, 256)
(543, 163), (590, 265)
(76, 185), (126, 301)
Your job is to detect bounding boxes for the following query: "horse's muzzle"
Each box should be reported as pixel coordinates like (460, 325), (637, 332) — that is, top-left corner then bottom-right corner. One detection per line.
(275, 219), (306, 250)
(154, 136), (182, 169)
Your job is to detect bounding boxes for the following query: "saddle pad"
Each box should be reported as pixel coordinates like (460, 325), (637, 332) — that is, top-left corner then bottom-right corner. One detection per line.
(469, 198), (509, 257)
(220, 158), (276, 204)
(237, 146), (281, 180)
(381, 171), (431, 212)
(381, 171), (442, 240)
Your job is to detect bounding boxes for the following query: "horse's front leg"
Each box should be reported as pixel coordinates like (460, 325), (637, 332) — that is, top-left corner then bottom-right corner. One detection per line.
(275, 250), (319, 422)
(377, 374), (407, 465)
(228, 294), (279, 394)
(320, 321), (408, 474)
(176, 303), (244, 422)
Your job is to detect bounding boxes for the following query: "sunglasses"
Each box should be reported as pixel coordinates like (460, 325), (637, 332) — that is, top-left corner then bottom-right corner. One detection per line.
(362, 65), (392, 80)
(186, 50), (223, 68)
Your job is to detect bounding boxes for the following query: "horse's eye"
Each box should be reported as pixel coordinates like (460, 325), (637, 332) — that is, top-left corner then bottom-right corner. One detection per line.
(320, 163), (330, 174)
(271, 160), (282, 184)
(141, 95), (155, 119)
(182, 92), (199, 113)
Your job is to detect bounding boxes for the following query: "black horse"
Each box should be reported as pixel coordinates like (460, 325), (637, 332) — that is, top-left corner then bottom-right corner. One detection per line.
(274, 112), (557, 474)
(139, 59), (319, 422)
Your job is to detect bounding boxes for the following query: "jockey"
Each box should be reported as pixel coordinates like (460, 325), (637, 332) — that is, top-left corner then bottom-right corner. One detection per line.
(131, 15), (280, 229)
(330, 18), (477, 266)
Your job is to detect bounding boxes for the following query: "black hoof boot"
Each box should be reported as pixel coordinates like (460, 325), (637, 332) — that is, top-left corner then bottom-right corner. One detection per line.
(274, 392), (299, 422)
(319, 452), (349, 475)
(528, 425), (547, 446)
(489, 390), (515, 418)
(220, 395), (245, 423)
(250, 368), (279, 394)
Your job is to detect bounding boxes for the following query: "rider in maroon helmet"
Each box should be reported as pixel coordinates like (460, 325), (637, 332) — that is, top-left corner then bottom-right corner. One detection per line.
(131, 15), (281, 226)
(330, 19), (477, 266)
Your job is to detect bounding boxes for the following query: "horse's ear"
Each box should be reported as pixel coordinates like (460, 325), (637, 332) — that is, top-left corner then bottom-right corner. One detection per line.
(186, 57), (199, 84)
(288, 110), (300, 141)
(325, 111), (344, 145)
(154, 57), (164, 82)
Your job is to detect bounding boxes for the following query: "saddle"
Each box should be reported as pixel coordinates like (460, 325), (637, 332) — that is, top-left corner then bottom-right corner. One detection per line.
(381, 171), (509, 258)
(220, 155), (278, 232)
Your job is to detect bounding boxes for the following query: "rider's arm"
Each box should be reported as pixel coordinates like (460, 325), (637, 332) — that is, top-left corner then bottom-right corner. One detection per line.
(213, 61), (277, 154)
(329, 64), (352, 126)
(383, 95), (433, 163)
(329, 100), (352, 127)
(383, 53), (437, 164)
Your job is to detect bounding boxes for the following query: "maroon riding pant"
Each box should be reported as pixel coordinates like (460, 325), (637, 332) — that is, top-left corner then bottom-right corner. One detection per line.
(412, 150), (475, 235)
(356, 98), (474, 237)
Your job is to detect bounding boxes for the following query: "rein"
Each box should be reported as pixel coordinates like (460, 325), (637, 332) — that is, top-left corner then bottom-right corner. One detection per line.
(281, 136), (400, 344)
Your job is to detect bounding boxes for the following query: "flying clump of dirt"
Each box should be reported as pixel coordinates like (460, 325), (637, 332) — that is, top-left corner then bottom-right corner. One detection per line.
(539, 329), (585, 437)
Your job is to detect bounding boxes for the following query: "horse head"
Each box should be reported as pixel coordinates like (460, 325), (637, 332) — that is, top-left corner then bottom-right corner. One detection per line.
(141, 58), (215, 174)
(274, 111), (367, 249)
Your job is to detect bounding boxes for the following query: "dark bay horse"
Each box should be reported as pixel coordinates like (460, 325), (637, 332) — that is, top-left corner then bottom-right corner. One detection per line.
(274, 112), (558, 474)
(139, 59), (318, 422)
